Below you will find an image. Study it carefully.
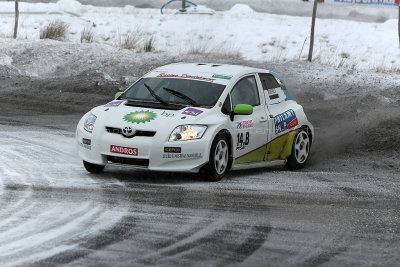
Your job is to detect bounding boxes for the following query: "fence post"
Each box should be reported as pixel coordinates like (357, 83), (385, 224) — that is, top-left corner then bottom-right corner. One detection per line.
(308, 0), (318, 62)
(13, 0), (19, 39)
(181, 0), (186, 12)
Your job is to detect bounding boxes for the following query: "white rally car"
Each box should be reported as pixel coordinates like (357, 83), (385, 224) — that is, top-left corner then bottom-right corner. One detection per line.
(76, 63), (314, 181)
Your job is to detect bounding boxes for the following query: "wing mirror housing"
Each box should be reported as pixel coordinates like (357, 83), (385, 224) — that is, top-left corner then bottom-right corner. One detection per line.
(230, 104), (253, 121)
(234, 104), (253, 115)
(114, 91), (123, 100)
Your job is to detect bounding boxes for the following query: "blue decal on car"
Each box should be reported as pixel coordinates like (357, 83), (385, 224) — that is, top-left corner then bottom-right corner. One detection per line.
(274, 109), (298, 134)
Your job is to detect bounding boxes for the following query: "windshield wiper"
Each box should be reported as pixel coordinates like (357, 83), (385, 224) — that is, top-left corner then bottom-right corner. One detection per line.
(163, 87), (199, 107)
(143, 83), (169, 106)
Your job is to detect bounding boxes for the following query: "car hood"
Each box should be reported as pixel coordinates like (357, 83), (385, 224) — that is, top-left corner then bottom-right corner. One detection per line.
(92, 100), (211, 131)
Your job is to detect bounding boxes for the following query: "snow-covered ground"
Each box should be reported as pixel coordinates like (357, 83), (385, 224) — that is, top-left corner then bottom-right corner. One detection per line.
(0, 0), (399, 71)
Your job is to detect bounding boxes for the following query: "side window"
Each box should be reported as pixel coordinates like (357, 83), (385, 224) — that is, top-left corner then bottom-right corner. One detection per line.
(259, 73), (285, 104)
(259, 73), (280, 90)
(231, 76), (260, 107)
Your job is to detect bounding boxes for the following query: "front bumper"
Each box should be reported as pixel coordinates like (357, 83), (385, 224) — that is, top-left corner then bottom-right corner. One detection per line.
(76, 124), (211, 173)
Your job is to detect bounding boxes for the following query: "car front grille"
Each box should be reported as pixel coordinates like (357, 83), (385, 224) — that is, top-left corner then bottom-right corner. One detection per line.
(106, 126), (122, 134)
(105, 127), (156, 137)
(106, 155), (149, 167)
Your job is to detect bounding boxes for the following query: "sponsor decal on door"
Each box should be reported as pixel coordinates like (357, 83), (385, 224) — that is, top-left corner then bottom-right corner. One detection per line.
(274, 109), (298, 134)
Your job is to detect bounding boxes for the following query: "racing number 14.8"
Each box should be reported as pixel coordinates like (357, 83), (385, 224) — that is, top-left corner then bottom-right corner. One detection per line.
(237, 132), (250, 150)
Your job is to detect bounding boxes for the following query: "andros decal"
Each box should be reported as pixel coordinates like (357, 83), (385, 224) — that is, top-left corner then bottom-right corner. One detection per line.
(124, 110), (157, 124)
(110, 145), (138, 156)
(182, 108), (203, 116)
(104, 100), (124, 107)
(236, 120), (253, 129)
(274, 109), (298, 134)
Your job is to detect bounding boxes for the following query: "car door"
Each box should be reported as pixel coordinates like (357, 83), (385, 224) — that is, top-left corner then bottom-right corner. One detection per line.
(229, 75), (270, 164)
(259, 72), (297, 161)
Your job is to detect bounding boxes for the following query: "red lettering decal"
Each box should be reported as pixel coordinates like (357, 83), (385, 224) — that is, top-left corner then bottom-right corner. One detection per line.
(288, 118), (298, 129)
(157, 73), (179, 78)
(156, 73), (215, 82)
(110, 145), (138, 156)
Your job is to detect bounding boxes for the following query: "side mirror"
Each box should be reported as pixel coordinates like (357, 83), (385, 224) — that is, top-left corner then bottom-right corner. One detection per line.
(233, 104), (253, 115)
(114, 91), (123, 100)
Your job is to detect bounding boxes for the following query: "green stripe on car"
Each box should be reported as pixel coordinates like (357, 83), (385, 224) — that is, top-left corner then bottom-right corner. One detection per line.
(212, 74), (232, 80)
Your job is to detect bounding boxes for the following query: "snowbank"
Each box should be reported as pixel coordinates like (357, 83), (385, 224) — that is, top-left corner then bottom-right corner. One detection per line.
(0, 1), (399, 71)
(56, 0), (89, 15)
(228, 4), (255, 14)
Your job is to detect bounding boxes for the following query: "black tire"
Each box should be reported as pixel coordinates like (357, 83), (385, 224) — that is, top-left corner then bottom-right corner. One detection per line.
(83, 160), (105, 173)
(201, 134), (230, 182)
(286, 128), (311, 170)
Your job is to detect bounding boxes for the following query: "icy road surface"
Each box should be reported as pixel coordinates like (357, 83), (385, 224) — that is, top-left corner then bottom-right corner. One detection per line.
(0, 40), (399, 265)
(0, 116), (400, 266)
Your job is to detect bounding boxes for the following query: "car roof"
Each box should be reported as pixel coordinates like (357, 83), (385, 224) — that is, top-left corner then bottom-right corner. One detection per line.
(153, 63), (269, 77)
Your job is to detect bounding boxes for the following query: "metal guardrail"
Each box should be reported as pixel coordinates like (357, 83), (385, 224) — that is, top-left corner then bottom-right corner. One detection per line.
(334, 0), (399, 6)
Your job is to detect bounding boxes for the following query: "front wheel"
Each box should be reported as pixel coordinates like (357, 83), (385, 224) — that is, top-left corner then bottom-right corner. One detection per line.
(286, 128), (311, 170)
(200, 134), (230, 182)
(83, 160), (105, 173)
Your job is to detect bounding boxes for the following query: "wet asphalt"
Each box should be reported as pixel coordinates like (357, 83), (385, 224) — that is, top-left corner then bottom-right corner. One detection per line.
(1, 42), (400, 265)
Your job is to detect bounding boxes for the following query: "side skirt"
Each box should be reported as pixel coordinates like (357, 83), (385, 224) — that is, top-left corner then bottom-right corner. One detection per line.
(231, 160), (285, 171)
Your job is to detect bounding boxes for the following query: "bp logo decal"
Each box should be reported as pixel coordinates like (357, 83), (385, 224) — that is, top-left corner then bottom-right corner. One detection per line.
(123, 110), (157, 124)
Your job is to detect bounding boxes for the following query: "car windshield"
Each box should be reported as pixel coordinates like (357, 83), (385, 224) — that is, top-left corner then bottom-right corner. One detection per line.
(123, 78), (226, 108)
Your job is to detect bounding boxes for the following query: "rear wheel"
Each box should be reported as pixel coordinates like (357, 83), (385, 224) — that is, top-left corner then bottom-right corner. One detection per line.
(201, 134), (230, 182)
(83, 160), (105, 173)
(286, 128), (311, 170)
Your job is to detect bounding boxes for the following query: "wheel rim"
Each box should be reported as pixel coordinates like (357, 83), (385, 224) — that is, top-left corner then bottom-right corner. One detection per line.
(294, 130), (310, 164)
(214, 140), (229, 175)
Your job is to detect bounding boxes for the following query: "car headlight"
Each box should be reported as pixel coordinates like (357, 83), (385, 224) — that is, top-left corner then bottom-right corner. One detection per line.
(83, 113), (97, 133)
(169, 125), (207, 141)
